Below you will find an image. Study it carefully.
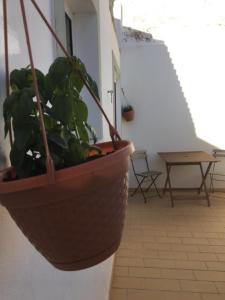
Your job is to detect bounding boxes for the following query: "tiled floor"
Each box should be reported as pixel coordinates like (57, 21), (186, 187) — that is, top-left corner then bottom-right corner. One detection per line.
(110, 191), (225, 300)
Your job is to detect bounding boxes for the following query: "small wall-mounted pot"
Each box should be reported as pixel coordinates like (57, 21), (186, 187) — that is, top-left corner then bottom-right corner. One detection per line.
(122, 105), (134, 122)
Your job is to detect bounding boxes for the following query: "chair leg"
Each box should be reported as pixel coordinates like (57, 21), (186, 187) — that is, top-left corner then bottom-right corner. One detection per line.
(152, 176), (161, 198)
(131, 177), (148, 203)
(131, 177), (144, 195)
(145, 175), (161, 198)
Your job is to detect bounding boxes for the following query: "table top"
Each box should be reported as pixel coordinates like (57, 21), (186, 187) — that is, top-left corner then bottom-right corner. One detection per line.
(158, 151), (218, 164)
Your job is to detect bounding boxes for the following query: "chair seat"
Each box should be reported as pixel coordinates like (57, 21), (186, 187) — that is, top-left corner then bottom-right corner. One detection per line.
(136, 170), (162, 177)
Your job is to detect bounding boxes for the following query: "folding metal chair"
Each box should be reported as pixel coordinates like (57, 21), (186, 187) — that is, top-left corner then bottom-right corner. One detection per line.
(130, 150), (162, 202)
(209, 149), (225, 193)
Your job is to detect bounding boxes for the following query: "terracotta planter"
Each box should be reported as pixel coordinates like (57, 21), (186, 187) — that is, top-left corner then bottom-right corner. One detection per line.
(122, 110), (134, 121)
(0, 140), (134, 271)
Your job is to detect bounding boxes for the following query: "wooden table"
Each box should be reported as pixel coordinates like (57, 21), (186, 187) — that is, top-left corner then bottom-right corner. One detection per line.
(158, 151), (218, 207)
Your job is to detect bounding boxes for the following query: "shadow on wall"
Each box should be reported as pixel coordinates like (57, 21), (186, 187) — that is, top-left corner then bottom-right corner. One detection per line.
(120, 27), (219, 188)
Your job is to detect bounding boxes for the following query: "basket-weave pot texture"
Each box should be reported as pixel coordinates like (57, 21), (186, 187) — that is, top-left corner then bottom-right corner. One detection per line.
(0, 140), (133, 271)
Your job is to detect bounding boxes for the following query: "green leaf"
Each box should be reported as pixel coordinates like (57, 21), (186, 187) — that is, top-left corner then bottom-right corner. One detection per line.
(48, 57), (72, 88)
(77, 121), (89, 142)
(10, 68), (45, 92)
(4, 56), (100, 179)
(43, 114), (57, 130)
(86, 73), (100, 99)
(13, 127), (32, 151)
(3, 92), (19, 138)
(70, 72), (84, 93)
(10, 69), (29, 89)
(44, 74), (54, 101)
(27, 69), (45, 90)
(65, 138), (86, 165)
(51, 94), (73, 124)
(10, 144), (25, 171)
(72, 56), (99, 99)
(85, 122), (97, 144)
(50, 152), (62, 167)
(3, 92), (18, 115)
(48, 131), (68, 150)
(18, 155), (36, 178)
(73, 100), (88, 122)
(11, 88), (35, 121)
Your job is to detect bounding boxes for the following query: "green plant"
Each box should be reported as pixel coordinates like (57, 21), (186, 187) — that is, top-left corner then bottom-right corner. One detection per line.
(122, 104), (133, 113)
(3, 56), (101, 179)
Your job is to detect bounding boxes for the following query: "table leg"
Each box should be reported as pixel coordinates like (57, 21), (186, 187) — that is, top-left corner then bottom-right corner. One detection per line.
(199, 162), (212, 207)
(199, 162), (213, 193)
(163, 165), (169, 195)
(166, 164), (174, 207)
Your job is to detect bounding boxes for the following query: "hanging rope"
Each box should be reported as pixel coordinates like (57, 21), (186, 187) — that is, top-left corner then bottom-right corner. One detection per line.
(3, 0), (13, 147)
(30, 0), (121, 145)
(3, 0), (122, 183)
(19, 0), (55, 183)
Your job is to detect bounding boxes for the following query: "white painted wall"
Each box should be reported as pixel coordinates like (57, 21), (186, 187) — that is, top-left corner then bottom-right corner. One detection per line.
(0, 207), (114, 300)
(120, 30), (225, 189)
(0, 0), (55, 159)
(92, 0), (121, 140)
(71, 10), (103, 139)
(0, 1), (120, 300)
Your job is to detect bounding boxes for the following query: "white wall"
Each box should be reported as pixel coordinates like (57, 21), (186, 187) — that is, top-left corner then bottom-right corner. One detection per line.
(0, 0), (55, 159)
(92, 0), (121, 140)
(0, 207), (114, 300)
(0, 1), (119, 300)
(120, 32), (225, 189)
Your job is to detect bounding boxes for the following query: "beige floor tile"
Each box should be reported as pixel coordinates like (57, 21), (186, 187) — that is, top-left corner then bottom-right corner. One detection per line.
(193, 232), (225, 239)
(208, 239), (225, 246)
(161, 268), (195, 280)
(127, 289), (167, 300)
(129, 267), (161, 278)
(167, 231), (192, 238)
(117, 248), (159, 259)
(215, 282), (225, 293)
(114, 267), (129, 277)
(194, 270), (225, 281)
(198, 245), (225, 253)
(182, 238), (209, 245)
(120, 242), (143, 250)
(188, 252), (218, 261)
(110, 288), (127, 300)
(206, 262), (225, 271)
(155, 237), (182, 244)
(143, 242), (172, 251)
(202, 294), (225, 300)
(171, 244), (199, 252)
(165, 291), (202, 300)
(158, 251), (188, 260)
(216, 254), (225, 261)
(144, 278), (180, 291)
(144, 258), (175, 268)
(110, 194), (225, 300)
(116, 257), (144, 267)
(180, 280), (217, 293)
(112, 276), (145, 289)
(175, 260), (207, 270)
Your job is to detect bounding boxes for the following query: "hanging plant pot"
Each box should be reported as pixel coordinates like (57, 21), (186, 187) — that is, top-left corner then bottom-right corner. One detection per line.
(122, 110), (134, 122)
(1, 0), (135, 271)
(0, 140), (133, 271)
(122, 104), (134, 122)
